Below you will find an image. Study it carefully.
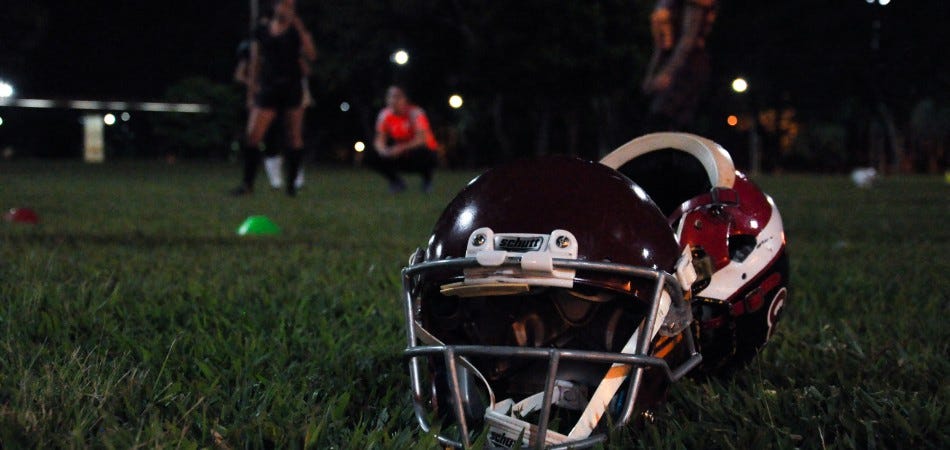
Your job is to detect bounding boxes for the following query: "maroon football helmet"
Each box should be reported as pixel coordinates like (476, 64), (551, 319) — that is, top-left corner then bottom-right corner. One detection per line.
(600, 132), (789, 375)
(402, 156), (702, 448)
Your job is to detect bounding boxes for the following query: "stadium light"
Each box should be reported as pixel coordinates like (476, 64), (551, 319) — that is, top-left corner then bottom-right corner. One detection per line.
(354, 141), (366, 152)
(0, 115), (4, 127)
(0, 80), (14, 98)
(731, 77), (748, 93)
(391, 49), (409, 65)
(448, 94), (463, 109)
(103, 113), (116, 126)
(121, 112), (131, 122)
(340, 101), (350, 112)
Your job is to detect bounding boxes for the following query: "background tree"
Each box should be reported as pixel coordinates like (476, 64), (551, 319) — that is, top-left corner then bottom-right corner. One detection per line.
(1, 0), (945, 171)
(151, 77), (242, 159)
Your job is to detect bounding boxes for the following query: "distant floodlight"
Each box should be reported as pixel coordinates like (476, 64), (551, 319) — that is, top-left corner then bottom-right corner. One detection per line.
(732, 77), (748, 93)
(727, 115), (738, 127)
(340, 101), (350, 112)
(866, 0), (874, 3)
(354, 141), (366, 152)
(878, 0), (890, 5)
(120, 112), (131, 122)
(0, 116), (4, 127)
(0, 81), (13, 98)
(392, 49), (409, 65)
(103, 113), (116, 126)
(448, 94), (463, 109)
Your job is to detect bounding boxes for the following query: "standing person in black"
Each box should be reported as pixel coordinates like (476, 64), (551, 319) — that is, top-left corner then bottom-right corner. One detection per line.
(232, 0), (316, 197)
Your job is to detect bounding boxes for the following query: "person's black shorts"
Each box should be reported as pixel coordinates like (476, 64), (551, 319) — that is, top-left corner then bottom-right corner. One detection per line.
(255, 81), (303, 110)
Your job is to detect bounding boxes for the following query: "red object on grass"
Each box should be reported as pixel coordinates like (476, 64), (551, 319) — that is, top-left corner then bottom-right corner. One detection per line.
(4, 208), (39, 224)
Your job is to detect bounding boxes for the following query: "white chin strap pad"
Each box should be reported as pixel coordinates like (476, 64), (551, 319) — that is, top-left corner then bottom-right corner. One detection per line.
(600, 132), (736, 189)
(485, 397), (571, 448)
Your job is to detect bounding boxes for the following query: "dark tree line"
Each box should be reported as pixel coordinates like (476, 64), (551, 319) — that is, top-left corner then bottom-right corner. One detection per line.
(305, 0), (656, 166)
(297, 0), (948, 171)
(2, 0), (946, 171)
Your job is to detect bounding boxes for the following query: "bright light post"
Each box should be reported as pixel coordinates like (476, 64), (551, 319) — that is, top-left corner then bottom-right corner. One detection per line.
(0, 80), (15, 128)
(352, 140), (367, 166)
(732, 77), (760, 174)
(448, 94), (463, 109)
(731, 77), (748, 94)
(391, 49), (409, 66)
(0, 80), (14, 99)
(866, 0), (897, 171)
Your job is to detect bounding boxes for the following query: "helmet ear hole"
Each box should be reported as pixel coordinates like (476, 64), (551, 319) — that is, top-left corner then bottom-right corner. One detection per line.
(728, 235), (757, 263)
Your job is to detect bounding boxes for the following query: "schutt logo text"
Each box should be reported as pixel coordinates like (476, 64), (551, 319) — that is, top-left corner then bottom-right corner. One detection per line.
(496, 236), (543, 251)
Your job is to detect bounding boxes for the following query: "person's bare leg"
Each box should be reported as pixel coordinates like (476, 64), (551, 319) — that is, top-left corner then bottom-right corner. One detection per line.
(234, 107), (277, 194)
(282, 107), (305, 196)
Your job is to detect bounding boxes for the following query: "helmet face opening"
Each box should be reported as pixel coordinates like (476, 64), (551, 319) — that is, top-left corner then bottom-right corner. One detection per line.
(421, 286), (646, 390)
(403, 255), (700, 449)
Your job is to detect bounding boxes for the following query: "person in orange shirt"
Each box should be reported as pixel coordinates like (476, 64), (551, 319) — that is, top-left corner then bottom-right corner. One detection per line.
(369, 86), (439, 193)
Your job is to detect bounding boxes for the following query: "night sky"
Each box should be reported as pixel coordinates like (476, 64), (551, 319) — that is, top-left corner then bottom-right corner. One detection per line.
(2, 0), (245, 99)
(3, 0), (946, 103)
(1, 0), (947, 164)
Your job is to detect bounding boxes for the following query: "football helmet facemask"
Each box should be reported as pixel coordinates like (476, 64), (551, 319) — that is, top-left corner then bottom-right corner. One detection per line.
(402, 156), (701, 449)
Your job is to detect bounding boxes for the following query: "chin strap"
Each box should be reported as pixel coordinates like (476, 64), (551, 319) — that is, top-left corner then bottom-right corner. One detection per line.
(484, 290), (673, 448)
(484, 388), (574, 447)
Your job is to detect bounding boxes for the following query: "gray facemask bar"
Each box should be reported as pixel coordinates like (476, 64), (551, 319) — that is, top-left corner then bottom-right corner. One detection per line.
(402, 256), (703, 449)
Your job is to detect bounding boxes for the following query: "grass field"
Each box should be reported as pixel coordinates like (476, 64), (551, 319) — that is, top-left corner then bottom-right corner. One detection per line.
(1, 160), (947, 449)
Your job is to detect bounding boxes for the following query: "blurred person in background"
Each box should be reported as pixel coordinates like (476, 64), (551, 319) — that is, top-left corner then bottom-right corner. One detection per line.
(367, 86), (439, 193)
(234, 38), (291, 191)
(642, 0), (718, 132)
(231, 0), (316, 197)
(235, 38), (311, 191)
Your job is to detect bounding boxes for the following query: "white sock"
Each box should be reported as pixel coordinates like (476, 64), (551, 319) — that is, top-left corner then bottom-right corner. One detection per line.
(264, 156), (283, 188)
